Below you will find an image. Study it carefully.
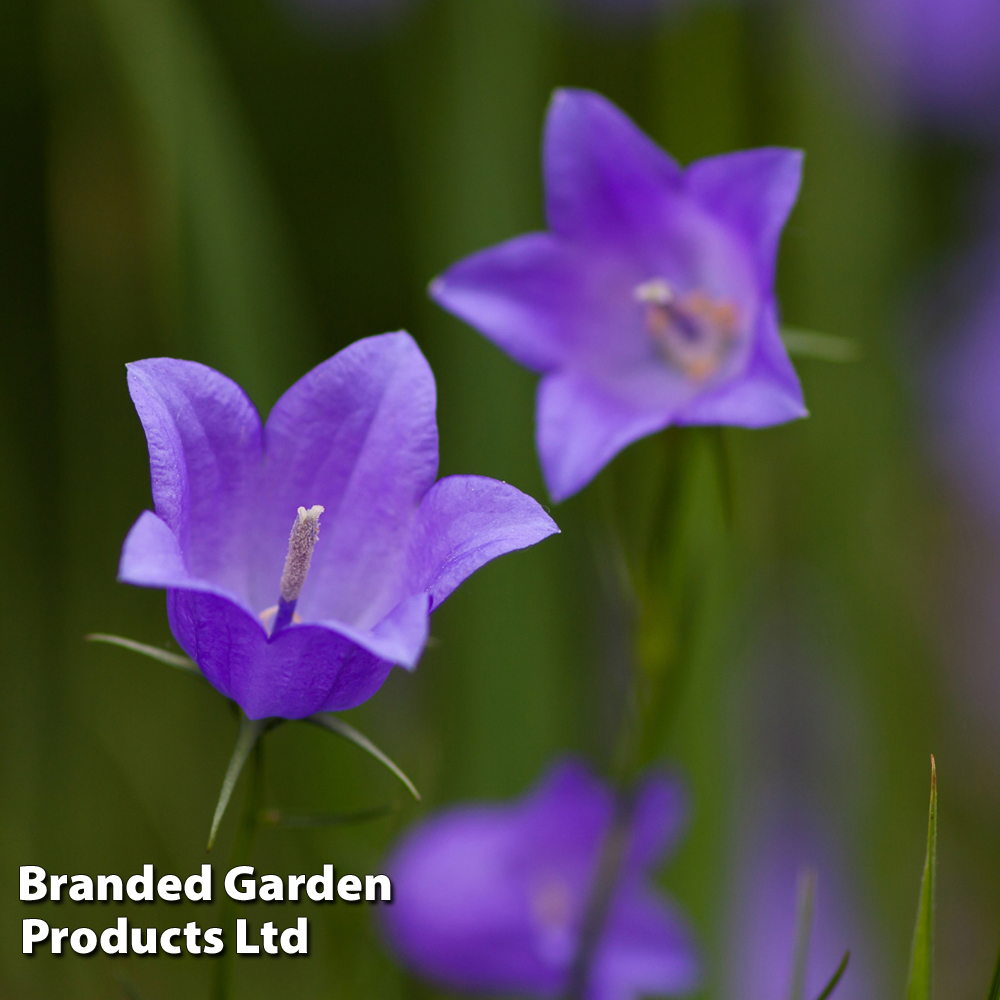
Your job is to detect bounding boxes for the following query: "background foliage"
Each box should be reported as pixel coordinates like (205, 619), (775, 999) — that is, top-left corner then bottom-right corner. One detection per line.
(0, 0), (996, 996)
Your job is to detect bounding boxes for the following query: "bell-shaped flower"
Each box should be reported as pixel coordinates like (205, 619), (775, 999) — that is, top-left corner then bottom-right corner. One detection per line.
(119, 331), (558, 720)
(380, 759), (698, 999)
(431, 88), (806, 502)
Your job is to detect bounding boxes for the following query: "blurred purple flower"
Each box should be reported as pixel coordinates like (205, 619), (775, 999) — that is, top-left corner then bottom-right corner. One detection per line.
(431, 88), (806, 502)
(821, 0), (1000, 130)
(381, 759), (698, 999)
(727, 811), (874, 1000)
(935, 248), (1000, 520)
(119, 331), (558, 720)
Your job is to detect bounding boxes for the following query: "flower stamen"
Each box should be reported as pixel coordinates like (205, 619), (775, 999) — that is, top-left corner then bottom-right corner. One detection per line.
(271, 504), (324, 634)
(635, 278), (740, 382)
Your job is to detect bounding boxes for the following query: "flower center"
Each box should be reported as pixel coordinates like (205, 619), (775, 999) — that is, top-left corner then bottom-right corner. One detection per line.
(530, 874), (576, 967)
(265, 505), (324, 635)
(634, 277), (740, 382)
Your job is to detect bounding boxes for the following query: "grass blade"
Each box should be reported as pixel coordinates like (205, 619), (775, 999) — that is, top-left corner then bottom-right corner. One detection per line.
(86, 633), (201, 676)
(788, 867), (818, 1000)
(905, 755), (938, 1000)
(207, 715), (269, 851)
(987, 941), (1000, 1000)
(813, 951), (850, 1000)
(308, 713), (420, 801)
(781, 328), (860, 363)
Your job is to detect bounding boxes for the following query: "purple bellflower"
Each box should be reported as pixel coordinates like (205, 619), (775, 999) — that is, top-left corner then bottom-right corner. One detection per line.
(118, 331), (558, 720)
(381, 759), (698, 999)
(430, 88), (806, 502)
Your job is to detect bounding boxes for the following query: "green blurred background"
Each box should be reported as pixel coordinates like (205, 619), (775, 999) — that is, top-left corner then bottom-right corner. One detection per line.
(1, 0), (996, 996)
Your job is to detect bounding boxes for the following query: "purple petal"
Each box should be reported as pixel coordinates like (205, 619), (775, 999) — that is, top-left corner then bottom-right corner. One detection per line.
(119, 510), (243, 603)
(591, 887), (699, 1000)
(253, 332), (438, 627)
(383, 806), (565, 994)
(537, 371), (673, 502)
(405, 474), (560, 609)
(625, 773), (687, 873)
(166, 590), (398, 718)
(685, 148), (804, 287)
(126, 358), (262, 602)
(544, 88), (683, 247)
(676, 305), (807, 427)
(430, 233), (588, 373)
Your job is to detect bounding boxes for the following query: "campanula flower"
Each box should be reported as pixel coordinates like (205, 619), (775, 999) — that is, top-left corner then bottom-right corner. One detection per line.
(119, 332), (558, 720)
(430, 88), (806, 502)
(381, 759), (698, 999)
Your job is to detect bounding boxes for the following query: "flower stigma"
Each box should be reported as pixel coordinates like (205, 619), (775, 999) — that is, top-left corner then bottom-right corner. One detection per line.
(269, 505), (324, 634)
(634, 278), (740, 382)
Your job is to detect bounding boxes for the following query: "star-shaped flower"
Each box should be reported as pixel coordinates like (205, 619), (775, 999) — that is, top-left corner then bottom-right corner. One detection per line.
(431, 88), (807, 502)
(119, 331), (558, 719)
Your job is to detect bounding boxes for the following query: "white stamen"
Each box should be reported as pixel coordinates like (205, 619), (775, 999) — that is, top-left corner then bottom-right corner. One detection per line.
(633, 277), (674, 306)
(279, 505), (324, 602)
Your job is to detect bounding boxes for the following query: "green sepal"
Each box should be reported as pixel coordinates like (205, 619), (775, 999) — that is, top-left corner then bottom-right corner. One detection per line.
(781, 327), (860, 363)
(308, 712), (420, 801)
(788, 867), (817, 1000)
(813, 951), (850, 1000)
(86, 633), (202, 678)
(207, 715), (271, 851)
(905, 756), (938, 1000)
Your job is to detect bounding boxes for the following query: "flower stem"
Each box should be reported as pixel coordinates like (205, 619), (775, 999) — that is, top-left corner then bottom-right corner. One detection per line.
(568, 427), (726, 995)
(213, 736), (265, 1000)
(561, 785), (637, 1000)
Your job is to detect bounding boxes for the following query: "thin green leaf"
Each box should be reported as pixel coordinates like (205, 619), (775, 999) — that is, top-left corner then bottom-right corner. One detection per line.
(86, 633), (201, 676)
(308, 713), (420, 801)
(207, 716), (270, 851)
(259, 803), (398, 828)
(781, 328), (860, 363)
(788, 867), (818, 1000)
(813, 951), (850, 1000)
(987, 940), (1000, 1000)
(905, 755), (938, 1000)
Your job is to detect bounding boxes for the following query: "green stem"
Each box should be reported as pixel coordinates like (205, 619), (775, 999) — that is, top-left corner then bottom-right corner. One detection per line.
(569, 428), (718, 993)
(214, 737), (265, 1000)
(561, 786), (637, 1000)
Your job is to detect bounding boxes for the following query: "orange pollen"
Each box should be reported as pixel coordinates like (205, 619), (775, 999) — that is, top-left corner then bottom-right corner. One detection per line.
(634, 278), (740, 382)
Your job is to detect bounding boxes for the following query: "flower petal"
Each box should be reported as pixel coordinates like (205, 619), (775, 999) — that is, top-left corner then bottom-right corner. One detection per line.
(383, 806), (553, 994)
(118, 510), (243, 604)
(430, 233), (588, 372)
(254, 332), (439, 627)
(592, 886), (700, 1000)
(544, 88), (683, 246)
(165, 589), (398, 719)
(537, 371), (673, 502)
(685, 148), (803, 287)
(676, 304), (807, 427)
(406, 474), (559, 609)
(625, 773), (688, 874)
(126, 358), (262, 601)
